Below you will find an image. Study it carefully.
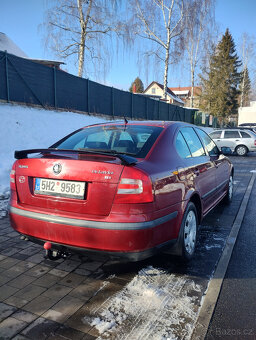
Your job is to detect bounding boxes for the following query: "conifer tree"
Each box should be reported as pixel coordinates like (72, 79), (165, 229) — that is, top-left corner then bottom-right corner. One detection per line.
(129, 77), (144, 93)
(240, 67), (251, 107)
(200, 29), (241, 123)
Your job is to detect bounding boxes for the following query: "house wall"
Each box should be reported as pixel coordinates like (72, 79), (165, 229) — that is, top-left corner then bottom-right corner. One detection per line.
(238, 102), (256, 125)
(144, 84), (171, 103)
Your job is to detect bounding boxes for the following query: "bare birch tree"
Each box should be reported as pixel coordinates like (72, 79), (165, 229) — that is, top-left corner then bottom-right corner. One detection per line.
(131, 0), (185, 100)
(184, 0), (216, 107)
(43, 0), (123, 78)
(239, 33), (255, 106)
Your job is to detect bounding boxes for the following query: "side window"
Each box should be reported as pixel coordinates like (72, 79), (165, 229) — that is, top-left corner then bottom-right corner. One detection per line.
(210, 131), (222, 139)
(175, 132), (191, 159)
(181, 127), (206, 157)
(224, 131), (240, 139)
(240, 131), (251, 138)
(196, 128), (219, 156)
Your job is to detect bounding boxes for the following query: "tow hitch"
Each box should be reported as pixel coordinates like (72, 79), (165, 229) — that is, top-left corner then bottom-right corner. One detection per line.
(43, 242), (70, 261)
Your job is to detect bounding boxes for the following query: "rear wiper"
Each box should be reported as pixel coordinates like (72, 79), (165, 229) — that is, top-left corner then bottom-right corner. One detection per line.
(14, 148), (137, 166)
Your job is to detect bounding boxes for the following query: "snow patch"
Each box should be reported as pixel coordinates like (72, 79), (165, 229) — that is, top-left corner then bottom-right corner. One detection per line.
(205, 244), (222, 250)
(0, 102), (109, 198)
(89, 266), (203, 340)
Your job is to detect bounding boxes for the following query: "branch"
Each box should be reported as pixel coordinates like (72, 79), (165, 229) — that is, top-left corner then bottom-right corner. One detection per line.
(136, 0), (166, 49)
(136, 32), (166, 48)
(49, 22), (80, 35)
(60, 42), (79, 54)
(57, 7), (80, 21)
(87, 28), (112, 34)
(169, 0), (184, 39)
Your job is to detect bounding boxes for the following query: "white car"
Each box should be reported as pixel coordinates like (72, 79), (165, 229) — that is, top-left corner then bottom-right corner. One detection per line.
(209, 129), (256, 156)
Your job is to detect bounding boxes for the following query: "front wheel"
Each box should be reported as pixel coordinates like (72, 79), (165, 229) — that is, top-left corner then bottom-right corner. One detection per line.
(180, 202), (198, 261)
(235, 145), (248, 156)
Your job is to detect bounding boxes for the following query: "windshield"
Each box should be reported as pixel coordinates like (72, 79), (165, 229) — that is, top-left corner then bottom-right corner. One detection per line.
(52, 124), (163, 158)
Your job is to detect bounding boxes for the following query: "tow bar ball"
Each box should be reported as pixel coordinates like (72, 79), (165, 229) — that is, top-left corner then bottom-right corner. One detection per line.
(43, 242), (70, 261)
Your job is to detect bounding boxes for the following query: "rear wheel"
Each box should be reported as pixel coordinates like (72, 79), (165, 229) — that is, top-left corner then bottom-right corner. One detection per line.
(235, 145), (248, 156)
(180, 202), (198, 260)
(223, 174), (233, 204)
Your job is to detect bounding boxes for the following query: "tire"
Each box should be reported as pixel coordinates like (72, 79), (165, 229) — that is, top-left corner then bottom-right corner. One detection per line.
(235, 145), (248, 156)
(223, 174), (233, 204)
(179, 202), (198, 261)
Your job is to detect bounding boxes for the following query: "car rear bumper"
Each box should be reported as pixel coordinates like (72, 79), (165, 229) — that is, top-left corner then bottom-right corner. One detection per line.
(9, 205), (179, 260)
(24, 235), (178, 261)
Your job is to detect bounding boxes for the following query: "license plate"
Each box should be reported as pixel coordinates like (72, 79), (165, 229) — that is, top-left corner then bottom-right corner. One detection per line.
(34, 178), (86, 199)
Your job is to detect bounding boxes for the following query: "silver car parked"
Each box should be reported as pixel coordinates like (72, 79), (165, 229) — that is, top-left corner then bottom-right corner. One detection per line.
(209, 129), (256, 156)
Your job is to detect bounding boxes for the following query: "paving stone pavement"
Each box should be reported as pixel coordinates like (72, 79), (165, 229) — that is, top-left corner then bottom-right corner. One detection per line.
(0, 216), (128, 340)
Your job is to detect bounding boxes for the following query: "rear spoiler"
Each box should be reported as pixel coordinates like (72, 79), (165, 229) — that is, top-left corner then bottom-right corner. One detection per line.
(14, 148), (137, 166)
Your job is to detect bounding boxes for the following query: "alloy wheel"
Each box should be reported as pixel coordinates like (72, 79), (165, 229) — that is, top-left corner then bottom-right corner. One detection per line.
(184, 210), (197, 255)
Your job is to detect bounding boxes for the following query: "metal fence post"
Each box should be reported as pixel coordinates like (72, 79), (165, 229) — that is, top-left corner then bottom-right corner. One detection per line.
(5, 51), (10, 102)
(145, 96), (148, 120)
(131, 92), (133, 119)
(112, 87), (114, 117)
(53, 67), (57, 108)
(87, 78), (90, 114)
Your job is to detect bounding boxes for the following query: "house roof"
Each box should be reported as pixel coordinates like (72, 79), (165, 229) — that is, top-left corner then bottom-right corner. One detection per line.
(144, 81), (184, 104)
(0, 32), (64, 68)
(0, 32), (28, 58)
(172, 90), (190, 95)
(29, 59), (65, 68)
(169, 86), (202, 96)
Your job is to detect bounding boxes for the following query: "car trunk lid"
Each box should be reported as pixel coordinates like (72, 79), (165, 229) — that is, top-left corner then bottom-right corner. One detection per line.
(14, 150), (126, 216)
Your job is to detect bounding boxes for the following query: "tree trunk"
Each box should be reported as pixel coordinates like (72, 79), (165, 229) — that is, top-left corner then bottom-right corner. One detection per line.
(163, 48), (170, 100)
(163, 28), (171, 101)
(78, 28), (85, 77)
(77, 0), (93, 78)
(190, 68), (195, 108)
(240, 68), (245, 107)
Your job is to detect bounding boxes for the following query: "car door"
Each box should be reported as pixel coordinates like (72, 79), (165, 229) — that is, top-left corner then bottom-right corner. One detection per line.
(209, 130), (222, 149)
(196, 128), (230, 202)
(222, 130), (241, 151)
(180, 127), (217, 214)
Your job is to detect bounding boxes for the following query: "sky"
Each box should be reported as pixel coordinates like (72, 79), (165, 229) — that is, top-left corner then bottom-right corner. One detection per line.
(0, 0), (255, 91)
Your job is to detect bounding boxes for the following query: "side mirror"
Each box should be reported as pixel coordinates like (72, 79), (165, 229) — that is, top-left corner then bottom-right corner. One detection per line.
(221, 147), (232, 155)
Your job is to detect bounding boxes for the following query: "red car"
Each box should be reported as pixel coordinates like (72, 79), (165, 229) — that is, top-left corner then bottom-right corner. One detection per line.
(9, 121), (233, 261)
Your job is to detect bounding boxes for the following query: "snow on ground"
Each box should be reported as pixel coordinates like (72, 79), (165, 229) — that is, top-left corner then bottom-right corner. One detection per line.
(86, 266), (203, 340)
(0, 102), (109, 214)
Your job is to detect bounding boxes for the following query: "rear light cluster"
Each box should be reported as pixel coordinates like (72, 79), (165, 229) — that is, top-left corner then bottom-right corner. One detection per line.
(10, 163), (16, 191)
(254, 140), (256, 146)
(114, 167), (153, 204)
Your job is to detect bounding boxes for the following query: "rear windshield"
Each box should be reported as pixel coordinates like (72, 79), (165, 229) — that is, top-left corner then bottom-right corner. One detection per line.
(52, 124), (163, 158)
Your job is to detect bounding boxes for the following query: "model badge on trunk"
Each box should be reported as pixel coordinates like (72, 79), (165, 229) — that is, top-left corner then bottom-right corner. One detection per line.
(53, 163), (62, 174)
